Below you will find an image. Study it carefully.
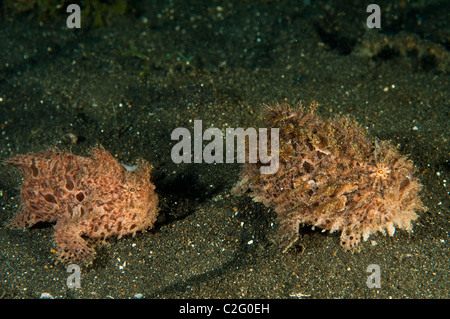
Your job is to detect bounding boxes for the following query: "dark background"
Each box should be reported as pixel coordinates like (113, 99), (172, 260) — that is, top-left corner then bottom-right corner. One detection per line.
(0, 0), (448, 298)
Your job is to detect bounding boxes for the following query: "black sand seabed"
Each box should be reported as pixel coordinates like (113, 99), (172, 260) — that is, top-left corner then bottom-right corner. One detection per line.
(0, 0), (448, 300)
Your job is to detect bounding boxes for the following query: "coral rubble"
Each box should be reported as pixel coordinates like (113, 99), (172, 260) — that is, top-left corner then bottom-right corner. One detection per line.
(233, 102), (426, 251)
(4, 147), (159, 263)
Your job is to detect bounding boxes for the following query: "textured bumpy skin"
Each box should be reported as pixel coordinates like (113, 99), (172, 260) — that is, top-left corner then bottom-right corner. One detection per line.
(5, 147), (159, 263)
(233, 102), (426, 251)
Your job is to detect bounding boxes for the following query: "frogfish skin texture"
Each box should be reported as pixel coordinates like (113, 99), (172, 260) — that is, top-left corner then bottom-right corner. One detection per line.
(5, 147), (159, 263)
(233, 102), (426, 251)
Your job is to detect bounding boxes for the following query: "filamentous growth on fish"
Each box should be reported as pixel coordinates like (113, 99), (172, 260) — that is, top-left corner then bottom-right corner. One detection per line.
(233, 101), (426, 251)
